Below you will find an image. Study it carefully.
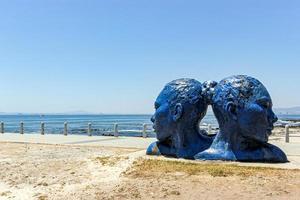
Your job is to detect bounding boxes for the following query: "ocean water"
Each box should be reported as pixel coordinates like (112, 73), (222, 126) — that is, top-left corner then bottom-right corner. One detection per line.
(0, 115), (153, 137)
(0, 114), (217, 137)
(0, 114), (298, 137)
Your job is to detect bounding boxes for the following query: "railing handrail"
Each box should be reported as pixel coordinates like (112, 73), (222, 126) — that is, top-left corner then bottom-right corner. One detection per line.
(0, 121), (221, 138)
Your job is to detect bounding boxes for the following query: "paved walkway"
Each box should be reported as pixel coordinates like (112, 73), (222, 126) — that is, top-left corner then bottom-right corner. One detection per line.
(0, 133), (156, 149)
(0, 133), (299, 169)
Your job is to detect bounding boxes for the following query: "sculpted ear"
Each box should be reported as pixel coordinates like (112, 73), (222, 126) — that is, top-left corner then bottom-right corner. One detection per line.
(173, 103), (183, 122)
(225, 102), (238, 121)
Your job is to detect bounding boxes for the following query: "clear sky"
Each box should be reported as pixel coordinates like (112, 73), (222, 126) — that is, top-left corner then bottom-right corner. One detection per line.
(0, 0), (299, 114)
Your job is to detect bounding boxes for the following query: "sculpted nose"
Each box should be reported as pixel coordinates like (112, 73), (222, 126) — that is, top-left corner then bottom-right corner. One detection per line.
(151, 115), (155, 123)
(270, 111), (278, 124)
(272, 114), (278, 123)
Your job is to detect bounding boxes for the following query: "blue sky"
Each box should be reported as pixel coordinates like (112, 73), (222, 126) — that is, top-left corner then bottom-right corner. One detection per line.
(0, 0), (299, 114)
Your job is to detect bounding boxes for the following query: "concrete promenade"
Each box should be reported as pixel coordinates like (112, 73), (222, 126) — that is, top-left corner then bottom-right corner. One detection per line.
(0, 133), (156, 149)
(0, 133), (299, 169)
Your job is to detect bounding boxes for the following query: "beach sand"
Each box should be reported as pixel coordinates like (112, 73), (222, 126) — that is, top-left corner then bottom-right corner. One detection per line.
(0, 138), (299, 200)
(0, 142), (142, 200)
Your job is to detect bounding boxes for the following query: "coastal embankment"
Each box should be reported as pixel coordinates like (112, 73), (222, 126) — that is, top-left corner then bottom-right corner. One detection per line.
(0, 127), (299, 199)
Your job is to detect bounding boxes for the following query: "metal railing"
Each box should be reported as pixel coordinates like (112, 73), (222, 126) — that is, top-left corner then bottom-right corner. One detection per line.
(1, 120), (298, 143)
(0, 121), (156, 138)
(283, 125), (300, 143)
(275, 120), (300, 143)
(0, 121), (216, 138)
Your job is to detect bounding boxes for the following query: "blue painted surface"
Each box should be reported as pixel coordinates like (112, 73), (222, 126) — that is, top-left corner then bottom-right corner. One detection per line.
(146, 79), (215, 159)
(194, 75), (288, 163)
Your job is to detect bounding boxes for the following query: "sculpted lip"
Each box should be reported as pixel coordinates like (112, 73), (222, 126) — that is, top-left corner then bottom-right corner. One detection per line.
(152, 124), (156, 131)
(267, 126), (274, 132)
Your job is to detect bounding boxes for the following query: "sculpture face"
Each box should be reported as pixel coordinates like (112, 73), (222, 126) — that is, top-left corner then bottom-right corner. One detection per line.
(237, 94), (278, 143)
(151, 91), (174, 141)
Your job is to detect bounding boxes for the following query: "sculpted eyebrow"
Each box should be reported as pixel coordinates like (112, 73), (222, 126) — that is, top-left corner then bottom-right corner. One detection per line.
(256, 97), (272, 107)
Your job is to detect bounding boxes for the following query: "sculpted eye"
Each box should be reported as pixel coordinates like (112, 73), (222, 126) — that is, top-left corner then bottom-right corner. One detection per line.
(154, 103), (160, 109)
(256, 98), (271, 109)
(261, 103), (269, 109)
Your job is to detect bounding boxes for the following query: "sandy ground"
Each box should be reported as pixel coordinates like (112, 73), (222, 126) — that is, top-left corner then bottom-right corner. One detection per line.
(0, 142), (141, 200)
(0, 142), (299, 200)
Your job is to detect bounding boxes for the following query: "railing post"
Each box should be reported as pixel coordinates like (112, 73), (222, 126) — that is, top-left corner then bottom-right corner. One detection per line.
(142, 124), (147, 138)
(20, 121), (24, 134)
(64, 122), (68, 136)
(0, 122), (4, 134)
(88, 123), (92, 136)
(285, 124), (290, 143)
(114, 123), (118, 137)
(41, 122), (45, 135)
(208, 124), (212, 135)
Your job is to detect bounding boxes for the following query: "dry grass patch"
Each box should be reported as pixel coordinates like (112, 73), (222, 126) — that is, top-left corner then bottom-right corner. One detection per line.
(94, 156), (129, 166)
(126, 158), (298, 178)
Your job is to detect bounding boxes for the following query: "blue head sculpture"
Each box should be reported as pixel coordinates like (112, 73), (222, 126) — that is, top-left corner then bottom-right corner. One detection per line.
(195, 75), (287, 163)
(146, 78), (215, 159)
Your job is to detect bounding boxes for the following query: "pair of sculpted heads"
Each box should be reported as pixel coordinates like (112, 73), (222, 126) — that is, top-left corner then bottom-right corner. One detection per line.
(147, 75), (287, 163)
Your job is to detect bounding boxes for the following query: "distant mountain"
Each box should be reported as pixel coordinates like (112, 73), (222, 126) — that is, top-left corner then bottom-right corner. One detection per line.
(274, 107), (300, 115)
(61, 111), (104, 115)
(0, 112), (20, 115)
(0, 111), (104, 115)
